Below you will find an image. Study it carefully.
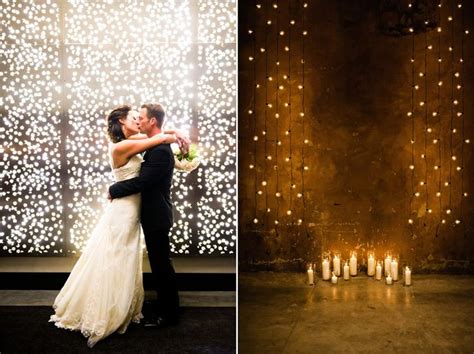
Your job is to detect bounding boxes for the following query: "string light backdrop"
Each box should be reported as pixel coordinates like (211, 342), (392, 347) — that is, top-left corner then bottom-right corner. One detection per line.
(0, 0), (236, 256)
(240, 0), (473, 271)
(246, 0), (308, 235)
(407, 0), (469, 237)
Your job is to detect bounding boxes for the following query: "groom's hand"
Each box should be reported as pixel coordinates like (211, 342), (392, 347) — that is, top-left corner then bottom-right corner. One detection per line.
(107, 191), (113, 201)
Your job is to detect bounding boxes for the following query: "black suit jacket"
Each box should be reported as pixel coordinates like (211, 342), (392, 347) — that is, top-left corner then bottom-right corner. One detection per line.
(109, 144), (175, 230)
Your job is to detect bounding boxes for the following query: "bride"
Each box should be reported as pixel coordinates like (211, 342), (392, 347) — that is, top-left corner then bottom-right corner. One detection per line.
(49, 105), (188, 347)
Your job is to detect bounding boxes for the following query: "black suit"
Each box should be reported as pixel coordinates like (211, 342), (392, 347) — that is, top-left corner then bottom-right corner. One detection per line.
(109, 144), (179, 320)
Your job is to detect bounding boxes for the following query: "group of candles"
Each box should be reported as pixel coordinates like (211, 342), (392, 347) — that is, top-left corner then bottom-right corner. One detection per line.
(307, 252), (412, 287)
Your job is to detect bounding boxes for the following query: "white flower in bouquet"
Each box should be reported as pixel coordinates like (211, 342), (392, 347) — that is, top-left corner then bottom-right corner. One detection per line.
(173, 143), (200, 172)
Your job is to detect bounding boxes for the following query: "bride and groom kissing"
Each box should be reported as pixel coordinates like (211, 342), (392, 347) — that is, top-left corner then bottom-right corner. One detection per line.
(49, 103), (191, 347)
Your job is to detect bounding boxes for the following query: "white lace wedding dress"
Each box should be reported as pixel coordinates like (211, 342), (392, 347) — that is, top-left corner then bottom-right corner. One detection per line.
(49, 148), (145, 348)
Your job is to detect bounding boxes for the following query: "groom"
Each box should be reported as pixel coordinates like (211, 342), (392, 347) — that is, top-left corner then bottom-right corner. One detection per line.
(109, 103), (186, 327)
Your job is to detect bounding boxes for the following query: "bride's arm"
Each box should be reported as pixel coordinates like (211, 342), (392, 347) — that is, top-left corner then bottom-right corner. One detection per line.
(113, 133), (177, 160)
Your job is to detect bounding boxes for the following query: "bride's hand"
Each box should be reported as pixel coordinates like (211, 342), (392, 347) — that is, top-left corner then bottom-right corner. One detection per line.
(174, 130), (190, 145)
(178, 137), (190, 155)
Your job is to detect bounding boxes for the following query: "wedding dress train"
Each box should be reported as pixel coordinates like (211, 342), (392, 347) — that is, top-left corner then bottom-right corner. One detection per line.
(49, 149), (145, 348)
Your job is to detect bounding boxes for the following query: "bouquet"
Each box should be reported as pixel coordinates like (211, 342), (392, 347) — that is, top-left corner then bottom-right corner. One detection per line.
(174, 143), (200, 172)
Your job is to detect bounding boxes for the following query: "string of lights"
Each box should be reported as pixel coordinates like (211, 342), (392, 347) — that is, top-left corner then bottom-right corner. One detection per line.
(423, 20), (429, 216)
(251, 0), (258, 225)
(448, 0), (454, 219)
(408, 15), (416, 231)
(286, 0), (294, 224)
(264, 0), (269, 224)
(436, 1), (442, 230)
(249, 0), (306, 231)
(300, 2), (307, 229)
(460, 0), (466, 233)
(0, 1), (236, 255)
(275, 0), (281, 230)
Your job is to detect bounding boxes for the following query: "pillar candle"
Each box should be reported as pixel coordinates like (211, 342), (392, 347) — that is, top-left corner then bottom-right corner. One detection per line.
(390, 258), (399, 281)
(384, 254), (392, 276)
(331, 272), (338, 284)
(367, 254), (375, 276)
(307, 265), (314, 285)
(322, 258), (330, 280)
(350, 252), (357, 276)
(404, 266), (412, 286)
(386, 273), (393, 285)
(333, 255), (341, 276)
(343, 262), (350, 280)
(375, 261), (382, 280)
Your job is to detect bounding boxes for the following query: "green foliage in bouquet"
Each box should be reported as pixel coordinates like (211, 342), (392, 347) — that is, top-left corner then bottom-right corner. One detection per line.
(175, 143), (198, 162)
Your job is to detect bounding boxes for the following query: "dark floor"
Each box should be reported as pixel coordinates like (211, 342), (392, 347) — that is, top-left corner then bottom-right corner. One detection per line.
(239, 272), (474, 354)
(0, 306), (236, 353)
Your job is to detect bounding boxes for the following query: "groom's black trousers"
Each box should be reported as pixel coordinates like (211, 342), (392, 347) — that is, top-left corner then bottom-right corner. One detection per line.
(143, 226), (179, 319)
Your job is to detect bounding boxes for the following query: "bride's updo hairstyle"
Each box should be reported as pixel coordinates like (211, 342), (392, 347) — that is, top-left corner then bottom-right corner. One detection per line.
(107, 105), (131, 143)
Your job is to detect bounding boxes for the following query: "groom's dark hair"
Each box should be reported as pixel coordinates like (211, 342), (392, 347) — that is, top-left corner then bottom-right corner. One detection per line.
(141, 103), (165, 128)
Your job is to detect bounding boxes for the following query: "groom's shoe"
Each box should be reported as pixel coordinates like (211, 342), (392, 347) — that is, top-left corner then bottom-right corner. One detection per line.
(156, 315), (179, 327)
(143, 315), (179, 329)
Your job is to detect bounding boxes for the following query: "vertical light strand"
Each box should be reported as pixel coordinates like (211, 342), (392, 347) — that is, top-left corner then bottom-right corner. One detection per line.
(252, 0), (259, 225)
(264, 0), (269, 223)
(459, 0), (465, 228)
(448, 0), (454, 218)
(300, 1), (307, 228)
(423, 22), (429, 216)
(275, 0), (281, 228)
(408, 19), (416, 231)
(436, 1), (443, 228)
(287, 0), (294, 223)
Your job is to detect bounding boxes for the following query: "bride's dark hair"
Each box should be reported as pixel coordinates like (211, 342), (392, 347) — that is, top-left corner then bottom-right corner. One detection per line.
(107, 105), (130, 143)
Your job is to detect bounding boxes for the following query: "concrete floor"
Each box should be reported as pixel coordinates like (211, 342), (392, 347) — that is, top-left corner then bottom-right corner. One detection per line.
(239, 272), (474, 353)
(0, 290), (235, 307)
